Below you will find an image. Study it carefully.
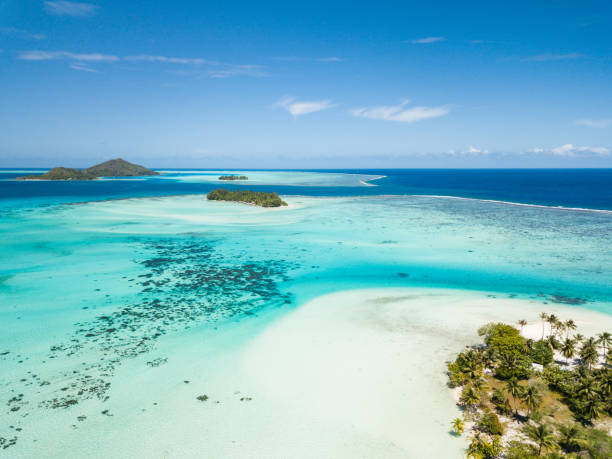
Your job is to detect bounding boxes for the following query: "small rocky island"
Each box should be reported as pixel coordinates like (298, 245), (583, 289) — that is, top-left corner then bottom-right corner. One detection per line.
(219, 175), (248, 181)
(207, 189), (287, 207)
(17, 158), (159, 180)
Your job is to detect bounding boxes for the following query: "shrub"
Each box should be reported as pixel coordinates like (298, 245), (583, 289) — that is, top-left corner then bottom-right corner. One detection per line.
(505, 441), (537, 459)
(530, 340), (554, 366)
(479, 323), (527, 357)
(477, 411), (504, 436)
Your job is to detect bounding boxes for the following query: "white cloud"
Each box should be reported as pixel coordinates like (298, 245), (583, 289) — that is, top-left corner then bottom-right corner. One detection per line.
(529, 144), (610, 157)
(69, 63), (98, 72)
(316, 57), (344, 62)
(208, 64), (267, 78)
(18, 50), (266, 77)
(467, 145), (488, 154)
(272, 56), (344, 62)
(0, 27), (45, 40)
(124, 55), (210, 65)
(521, 53), (583, 62)
(411, 36), (446, 44)
(19, 50), (119, 61)
(276, 97), (335, 117)
(44, 1), (99, 17)
(447, 146), (489, 156)
(574, 119), (612, 128)
(351, 100), (449, 123)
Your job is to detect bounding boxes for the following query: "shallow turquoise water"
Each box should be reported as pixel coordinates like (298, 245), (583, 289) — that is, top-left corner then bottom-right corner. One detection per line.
(1, 171), (611, 455)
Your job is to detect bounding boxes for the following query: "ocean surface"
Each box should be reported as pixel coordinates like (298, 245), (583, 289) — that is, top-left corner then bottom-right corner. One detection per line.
(1, 168), (611, 457)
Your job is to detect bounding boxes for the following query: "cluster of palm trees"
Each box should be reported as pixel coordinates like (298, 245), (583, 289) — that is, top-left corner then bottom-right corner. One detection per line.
(505, 377), (542, 418)
(450, 316), (611, 458)
(524, 313), (611, 369)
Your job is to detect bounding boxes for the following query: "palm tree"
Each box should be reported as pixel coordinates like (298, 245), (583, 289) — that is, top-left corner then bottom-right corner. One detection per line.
(523, 423), (558, 456)
(521, 385), (542, 418)
(557, 423), (586, 453)
(547, 314), (560, 338)
(597, 332), (612, 354)
(471, 377), (488, 393)
(557, 321), (567, 341)
(460, 386), (480, 413)
(561, 338), (576, 365)
(577, 377), (598, 400)
(564, 319), (577, 340)
(583, 396), (603, 421)
(505, 377), (523, 416)
(580, 341), (599, 369)
(539, 312), (549, 339)
(546, 334), (560, 351)
(574, 333), (585, 343)
(466, 436), (485, 459)
(518, 319), (527, 333)
(451, 417), (464, 436)
(597, 371), (612, 395)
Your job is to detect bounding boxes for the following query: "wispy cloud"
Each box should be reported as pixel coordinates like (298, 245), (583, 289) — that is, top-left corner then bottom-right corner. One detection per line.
(271, 56), (344, 62)
(208, 64), (267, 78)
(529, 144), (610, 157)
(574, 119), (612, 128)
(0, 27), (45, 40)
(19, 50), (119, 61)
(276, 97), (335, 117)
(44, 1), (99, 17)
(520, 53), (584, 62)
(124, 55), (211, 65)
(69, 62), (98, 73)
(351, 100), (449, 123)
(447, 146), (489, 156)
(315, 57), (344, 62)
(410, 36), (446, 44)
(18, 50), (266, 77)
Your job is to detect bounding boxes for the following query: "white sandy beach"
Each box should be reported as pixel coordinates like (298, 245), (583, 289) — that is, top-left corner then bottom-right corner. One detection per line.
(15, 287), (611, 459)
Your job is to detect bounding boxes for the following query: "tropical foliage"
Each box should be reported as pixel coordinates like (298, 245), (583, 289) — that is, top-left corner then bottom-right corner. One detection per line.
(448, 314), (611, 458)
(218, 175), (248, 180)
(207, 188), (288, 207)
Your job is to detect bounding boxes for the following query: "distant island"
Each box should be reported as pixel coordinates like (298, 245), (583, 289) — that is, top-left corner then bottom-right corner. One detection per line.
(448, 313), (611, 458)
(207, 189), (287, 207)
(219, 175), (248, 181)
(17, 158), (159, 180)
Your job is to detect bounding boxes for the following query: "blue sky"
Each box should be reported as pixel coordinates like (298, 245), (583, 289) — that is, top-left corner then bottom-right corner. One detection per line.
(1, 0), (611, 168)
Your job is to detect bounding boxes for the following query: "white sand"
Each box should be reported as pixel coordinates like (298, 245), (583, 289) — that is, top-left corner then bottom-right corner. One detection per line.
(240, 288), (612, 458)
(10, 288), (611, 458)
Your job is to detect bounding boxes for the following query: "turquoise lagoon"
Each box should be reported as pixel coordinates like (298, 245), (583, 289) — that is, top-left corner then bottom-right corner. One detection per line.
(1, 170), (611, 457)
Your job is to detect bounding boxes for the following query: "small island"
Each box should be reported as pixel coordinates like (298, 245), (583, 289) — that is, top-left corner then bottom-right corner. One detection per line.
(448, 313), (611, 458)
(207, 188), (287, 207)
(17, 158), (159, 180)
(219, 175), (248, 181)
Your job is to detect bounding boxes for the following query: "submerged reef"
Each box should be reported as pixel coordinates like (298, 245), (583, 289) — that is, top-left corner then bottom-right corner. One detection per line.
(2, 236), (296, 449)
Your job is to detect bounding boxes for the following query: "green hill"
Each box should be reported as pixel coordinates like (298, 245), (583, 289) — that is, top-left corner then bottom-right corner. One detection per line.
(84, 158), (159, 177)
(17, 158), (158, 180)
(16, 167), (97, 181)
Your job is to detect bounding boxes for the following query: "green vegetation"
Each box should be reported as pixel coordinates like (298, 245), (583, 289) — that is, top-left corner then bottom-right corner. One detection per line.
(16, 167), (97, 180)
(448, 313), (611, 458)
(207, 188), (287, 207)
(17, 158), (158, 180)
(218, 175), (248, 180)
(84, 158), (158, 177)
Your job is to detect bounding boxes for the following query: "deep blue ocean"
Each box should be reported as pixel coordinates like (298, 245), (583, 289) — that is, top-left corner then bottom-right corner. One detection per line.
(2, 168), (611, 210)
